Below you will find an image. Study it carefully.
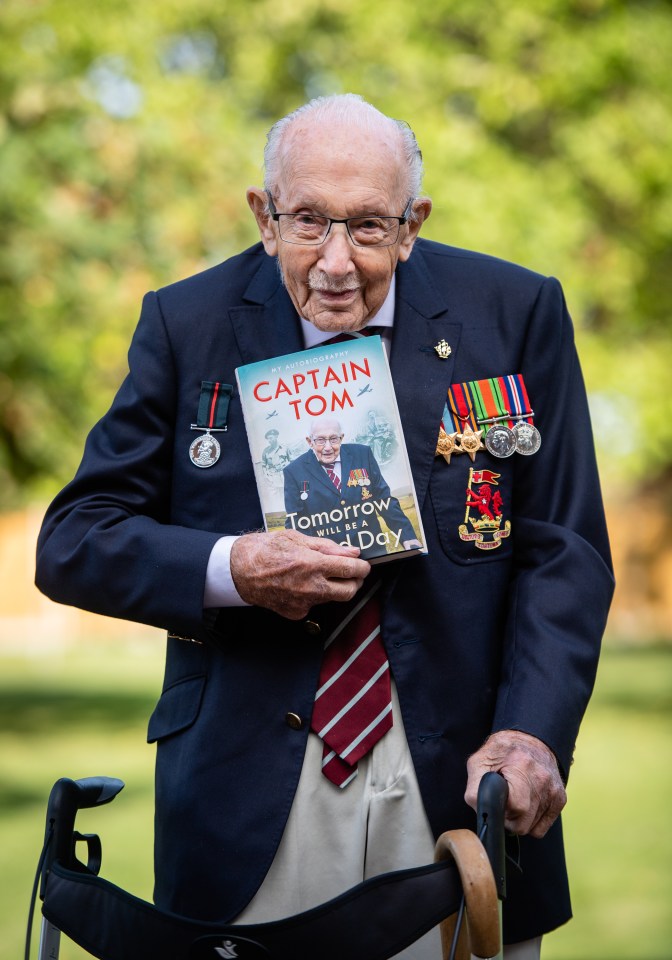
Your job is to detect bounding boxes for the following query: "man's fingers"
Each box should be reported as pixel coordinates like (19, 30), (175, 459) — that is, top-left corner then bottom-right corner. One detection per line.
(229, 530), (371, 618)
(303, 535), (361, 557)
(465, 730), (567, 838)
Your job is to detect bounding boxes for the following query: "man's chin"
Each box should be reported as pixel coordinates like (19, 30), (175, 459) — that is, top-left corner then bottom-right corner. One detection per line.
(306, 310), (369, 334)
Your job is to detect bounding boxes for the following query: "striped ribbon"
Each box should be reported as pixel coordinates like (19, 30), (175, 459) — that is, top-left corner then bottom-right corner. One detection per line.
(443, 374), (533, 432)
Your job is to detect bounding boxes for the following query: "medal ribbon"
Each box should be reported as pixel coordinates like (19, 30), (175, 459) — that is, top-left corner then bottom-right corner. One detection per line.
(196, 381), (233, 430)
(469, 378), (511, 432)
(499, 374), (534, 425)
(445, 382), (478, 432)
(443, 374), (534, 432)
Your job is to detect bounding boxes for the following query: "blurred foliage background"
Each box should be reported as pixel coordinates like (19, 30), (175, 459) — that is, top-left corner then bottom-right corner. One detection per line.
(1, 0), (671, 957)
(1, 0), (671, 505)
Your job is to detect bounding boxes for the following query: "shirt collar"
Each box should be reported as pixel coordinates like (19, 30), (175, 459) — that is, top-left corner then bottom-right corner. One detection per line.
(299, 275), (396, 349)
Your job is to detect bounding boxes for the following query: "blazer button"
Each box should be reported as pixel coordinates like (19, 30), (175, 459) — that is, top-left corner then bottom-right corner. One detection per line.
(304, 620), (321, 637)
(340, 499), (346, 505)
(285, 712), (304, 730)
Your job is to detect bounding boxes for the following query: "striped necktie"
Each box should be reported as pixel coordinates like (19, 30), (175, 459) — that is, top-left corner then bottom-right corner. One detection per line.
(324, 465), (341, 492)
(310, 324), (392, 788)
(310, 581), (392, 789)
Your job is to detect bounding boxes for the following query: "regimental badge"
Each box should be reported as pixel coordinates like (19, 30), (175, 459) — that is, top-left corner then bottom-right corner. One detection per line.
(459, 467), (512, 551)
(434, 339), (452, 359)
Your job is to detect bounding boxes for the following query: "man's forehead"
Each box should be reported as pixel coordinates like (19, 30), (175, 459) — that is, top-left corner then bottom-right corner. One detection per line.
(275, 122), (407, 207)
(311, 421), (342, 435)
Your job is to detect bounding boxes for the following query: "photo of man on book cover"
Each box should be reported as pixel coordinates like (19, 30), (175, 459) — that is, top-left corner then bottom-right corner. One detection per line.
(283, 417), (423, 561)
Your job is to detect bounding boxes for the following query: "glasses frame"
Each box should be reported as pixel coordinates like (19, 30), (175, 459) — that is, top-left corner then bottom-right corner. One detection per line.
(266, 193), (415, 247)
(310, 435), (344, 447)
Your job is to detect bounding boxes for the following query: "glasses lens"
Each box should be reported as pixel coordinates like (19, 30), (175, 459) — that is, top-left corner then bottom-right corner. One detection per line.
(313, 436), (342, 446)
(348, 217), (399, 247)
(279, 214), (329, 244)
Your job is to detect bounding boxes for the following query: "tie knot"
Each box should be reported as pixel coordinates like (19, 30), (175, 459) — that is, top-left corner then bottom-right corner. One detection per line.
(323, 326), (384, 346)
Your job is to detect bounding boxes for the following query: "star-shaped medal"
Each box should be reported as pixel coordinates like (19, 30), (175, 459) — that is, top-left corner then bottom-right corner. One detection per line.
(435, 426), (462, 464)
(458, 424), (485, 462)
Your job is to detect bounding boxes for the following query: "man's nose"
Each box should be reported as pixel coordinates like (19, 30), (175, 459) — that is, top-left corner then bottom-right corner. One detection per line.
(318, 223), (355, 274)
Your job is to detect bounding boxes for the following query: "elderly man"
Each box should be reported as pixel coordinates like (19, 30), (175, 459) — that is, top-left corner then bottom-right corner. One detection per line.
(36, 94), (613, 958)
(283, 417), (421, 558)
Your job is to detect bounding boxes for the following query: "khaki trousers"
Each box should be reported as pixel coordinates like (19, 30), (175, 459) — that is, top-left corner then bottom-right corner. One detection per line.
(234, 685), (541, 960)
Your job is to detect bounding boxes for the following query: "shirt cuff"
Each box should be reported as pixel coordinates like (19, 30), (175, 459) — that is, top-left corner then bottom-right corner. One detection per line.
(204, 536), (251, 608)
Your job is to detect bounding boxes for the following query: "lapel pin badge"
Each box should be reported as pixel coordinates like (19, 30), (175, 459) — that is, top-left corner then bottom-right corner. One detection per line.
(434, 339), (452, 359)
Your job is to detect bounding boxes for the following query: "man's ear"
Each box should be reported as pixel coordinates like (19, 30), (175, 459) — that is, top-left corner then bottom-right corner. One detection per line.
(398, 197), (432, 262)
(247, 188), (278, 256)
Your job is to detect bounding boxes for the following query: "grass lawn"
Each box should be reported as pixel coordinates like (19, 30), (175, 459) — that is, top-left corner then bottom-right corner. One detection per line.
(2, 640), (670, 959)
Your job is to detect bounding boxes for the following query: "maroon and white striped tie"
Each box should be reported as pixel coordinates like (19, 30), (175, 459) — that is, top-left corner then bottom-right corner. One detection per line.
(324, 465), (341, 492)
(310, 581), (392, 788)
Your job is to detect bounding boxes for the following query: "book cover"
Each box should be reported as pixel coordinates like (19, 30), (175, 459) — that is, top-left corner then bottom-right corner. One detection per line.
(235, 336), (427, 564)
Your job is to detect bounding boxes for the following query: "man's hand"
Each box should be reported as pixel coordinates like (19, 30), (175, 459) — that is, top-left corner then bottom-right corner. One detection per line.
(230, 530), (371, 620)
(465, 730), (567, 838)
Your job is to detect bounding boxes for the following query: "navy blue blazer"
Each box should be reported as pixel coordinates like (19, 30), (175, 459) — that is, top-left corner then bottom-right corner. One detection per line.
(283, 443), (418, 558)
(36, 239), (614, 943)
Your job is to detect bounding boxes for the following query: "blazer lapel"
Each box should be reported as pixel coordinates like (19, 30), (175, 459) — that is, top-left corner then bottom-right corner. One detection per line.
(229, 256), (303, 364)
(391, 249), (462, 510)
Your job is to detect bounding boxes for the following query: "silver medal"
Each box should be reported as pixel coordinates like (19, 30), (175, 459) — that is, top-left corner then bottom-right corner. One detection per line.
(513, 421), (541, 455)
(300, 491), (308, 500)
(189, 433), (221, 468)
(485, 424), (516, 458)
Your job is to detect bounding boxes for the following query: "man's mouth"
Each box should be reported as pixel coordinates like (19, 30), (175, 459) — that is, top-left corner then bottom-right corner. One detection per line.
(315, 287), (359, 303)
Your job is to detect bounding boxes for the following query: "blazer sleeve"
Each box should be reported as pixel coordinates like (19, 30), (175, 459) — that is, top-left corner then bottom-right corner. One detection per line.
(491, 277), (614, 778)
(35, 291), (221, 640)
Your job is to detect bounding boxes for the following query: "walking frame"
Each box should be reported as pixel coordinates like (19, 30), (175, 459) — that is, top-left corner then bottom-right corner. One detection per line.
(27, 772), (509, 960)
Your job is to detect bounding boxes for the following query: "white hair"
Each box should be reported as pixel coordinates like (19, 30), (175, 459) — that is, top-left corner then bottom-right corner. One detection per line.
(263, 93), (424, 204)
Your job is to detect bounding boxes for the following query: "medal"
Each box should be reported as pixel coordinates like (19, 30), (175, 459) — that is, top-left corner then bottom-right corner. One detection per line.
(189, 432), (221, 468)
(435, 426), (462, 464)
(500, 374), (541, 455)
(513, 421), (541, 455)
(485, 423), (516, 458)
(441, 374), (540, 464)
(458, 424), (485, 462)
(300, 481), (309, 500)
(189, 380), (232, 469)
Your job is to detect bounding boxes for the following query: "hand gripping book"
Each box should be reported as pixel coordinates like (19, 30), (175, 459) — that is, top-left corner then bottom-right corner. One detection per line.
(235, 335), (427, 564)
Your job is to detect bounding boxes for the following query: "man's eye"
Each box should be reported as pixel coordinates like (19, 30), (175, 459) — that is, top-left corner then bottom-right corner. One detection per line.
(359, 218), (384, 229)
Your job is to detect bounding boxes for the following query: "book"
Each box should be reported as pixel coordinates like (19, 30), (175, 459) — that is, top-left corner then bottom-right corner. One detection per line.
(235, 335), (427, 564)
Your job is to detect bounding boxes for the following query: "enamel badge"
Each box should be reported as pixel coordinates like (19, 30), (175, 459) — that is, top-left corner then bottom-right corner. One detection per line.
(459, 467), (511, 551)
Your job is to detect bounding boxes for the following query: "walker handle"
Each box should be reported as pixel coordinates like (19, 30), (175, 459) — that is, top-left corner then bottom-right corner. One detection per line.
(39, 777), (124, 899)
(476, 772), (508, 901)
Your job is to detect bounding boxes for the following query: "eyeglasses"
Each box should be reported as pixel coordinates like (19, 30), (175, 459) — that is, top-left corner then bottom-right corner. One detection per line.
(267, 194), (414, 247)
(311, 435), (343, 446)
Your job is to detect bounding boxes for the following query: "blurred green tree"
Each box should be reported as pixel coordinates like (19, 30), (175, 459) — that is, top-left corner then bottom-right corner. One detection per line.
(0, 0), (670, 504)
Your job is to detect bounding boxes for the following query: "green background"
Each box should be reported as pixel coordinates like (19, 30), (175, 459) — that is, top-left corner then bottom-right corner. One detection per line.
(1, 0), (671, 956)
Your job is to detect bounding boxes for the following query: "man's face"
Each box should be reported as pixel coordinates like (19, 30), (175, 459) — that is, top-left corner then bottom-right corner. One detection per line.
(248, 119), (430, 333)
(308, 420), (344, 465)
